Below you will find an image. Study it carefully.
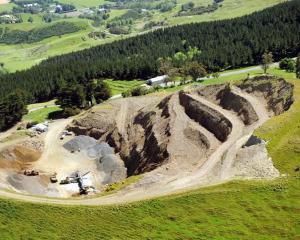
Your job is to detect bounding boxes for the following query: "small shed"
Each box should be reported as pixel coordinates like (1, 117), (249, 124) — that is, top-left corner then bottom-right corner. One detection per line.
(33, 123), (48, 132)
(147, 75), (168, 86)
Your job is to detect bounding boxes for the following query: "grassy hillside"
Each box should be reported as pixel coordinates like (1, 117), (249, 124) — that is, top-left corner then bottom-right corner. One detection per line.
(104, 79), (145, 95)
(0, 76), (299, 239)
(0, 0), (285, 72)
(256, 79), (300, 176)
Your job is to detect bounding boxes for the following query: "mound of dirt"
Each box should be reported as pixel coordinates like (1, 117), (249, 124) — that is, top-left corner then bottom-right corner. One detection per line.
(232, 142), (280, 179)
(64, 135), (97, 152)
(0, 145), (41, 171)
(67, 77), (293, 183)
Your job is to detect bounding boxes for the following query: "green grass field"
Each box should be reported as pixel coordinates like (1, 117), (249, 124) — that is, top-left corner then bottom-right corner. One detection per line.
(58, 0), (106, 8)
(23, 106), (62, 123)
(0, 71), (299, 239)
(0, 2), (16, 12)
(256, 79), (300, 175)
(27, 99), (57, 111)
(104, 79), (145, 95)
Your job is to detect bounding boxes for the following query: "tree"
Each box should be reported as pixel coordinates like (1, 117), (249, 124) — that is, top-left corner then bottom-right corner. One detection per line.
(166, 67), (179, 86)
(158, 58), (172, 76)
(85, 81), (96, 106)
(261, 52), (273, 74)
(172, 46), (201, 67)
(158, 58), (179, 86)
(279, 58), (295, 72)
(94, 81), (111, 103)
(28, 16), (33, 23)
(56, 84), (87, 116)
(212, 72), (220, 79)
(0, 89), (27, 130)
(296, 54), (300, 79)
(183, 61), (207, 81)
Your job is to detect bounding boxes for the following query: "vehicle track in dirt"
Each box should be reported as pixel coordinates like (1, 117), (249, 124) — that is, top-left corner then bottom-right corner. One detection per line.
(0, 86), (274, 205)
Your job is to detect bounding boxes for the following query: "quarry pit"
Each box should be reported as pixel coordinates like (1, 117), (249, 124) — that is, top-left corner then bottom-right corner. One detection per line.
(0, 76), (294, 202)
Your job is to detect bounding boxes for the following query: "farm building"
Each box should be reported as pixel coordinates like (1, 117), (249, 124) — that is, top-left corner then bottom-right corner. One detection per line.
(32, 123), (48, 133)
(147, 75), (168, 86)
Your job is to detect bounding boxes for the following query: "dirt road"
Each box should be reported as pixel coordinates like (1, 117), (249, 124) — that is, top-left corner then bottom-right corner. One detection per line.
(0, 86), (273, 205)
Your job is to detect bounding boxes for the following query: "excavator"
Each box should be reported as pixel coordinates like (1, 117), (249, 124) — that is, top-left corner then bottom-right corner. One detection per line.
(23, 169), (39, 176)
(60, 171), (91, 194)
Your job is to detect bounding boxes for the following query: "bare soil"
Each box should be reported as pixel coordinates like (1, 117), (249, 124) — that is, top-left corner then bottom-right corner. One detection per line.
(0, 76), (294, 204)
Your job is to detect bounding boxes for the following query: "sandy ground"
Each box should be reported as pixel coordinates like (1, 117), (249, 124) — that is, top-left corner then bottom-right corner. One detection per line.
(33, 119), (102, 197)
(0, 86), (278, 205)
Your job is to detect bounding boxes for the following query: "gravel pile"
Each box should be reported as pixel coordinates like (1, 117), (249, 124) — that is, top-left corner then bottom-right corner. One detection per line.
(64, 135), (127, 184)
(20, 139), (44, 152)
(63, 135), (97, 152)
(87, 142), (114, 158)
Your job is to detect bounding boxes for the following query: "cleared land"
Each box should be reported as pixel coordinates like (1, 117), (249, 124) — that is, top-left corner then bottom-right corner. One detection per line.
(0, 75), (292, 201)
(0, 74), (298, 238)
(0, 88), (299, 237)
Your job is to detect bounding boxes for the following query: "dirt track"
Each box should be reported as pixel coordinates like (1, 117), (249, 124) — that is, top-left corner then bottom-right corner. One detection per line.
(0, 81), (287, 205)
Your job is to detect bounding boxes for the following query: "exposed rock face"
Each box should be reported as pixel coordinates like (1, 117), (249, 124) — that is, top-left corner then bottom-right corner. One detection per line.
(179, 92), (232, 142)
(194, 84), (258, 125)
(237, 76), (294, 115)
(67, 77), (293, 178)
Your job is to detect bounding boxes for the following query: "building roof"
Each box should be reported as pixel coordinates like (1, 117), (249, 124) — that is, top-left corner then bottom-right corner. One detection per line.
(148, 75), (167, 83)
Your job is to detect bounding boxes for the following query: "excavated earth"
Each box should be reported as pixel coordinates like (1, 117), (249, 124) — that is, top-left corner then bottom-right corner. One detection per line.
(67, 76), (293, 192)
(0, 76), (294, 202)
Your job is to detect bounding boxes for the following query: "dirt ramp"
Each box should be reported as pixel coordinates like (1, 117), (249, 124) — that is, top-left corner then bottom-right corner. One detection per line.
(66, 77), (293, 188)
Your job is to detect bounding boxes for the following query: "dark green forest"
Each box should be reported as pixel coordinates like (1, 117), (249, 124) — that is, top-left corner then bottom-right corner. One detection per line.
(0, 22), (81, 44)
(0, 0), (300, 130)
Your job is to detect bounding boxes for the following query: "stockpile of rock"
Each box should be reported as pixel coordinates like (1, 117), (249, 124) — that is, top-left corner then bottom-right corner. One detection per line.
(64, 136), (127, 184)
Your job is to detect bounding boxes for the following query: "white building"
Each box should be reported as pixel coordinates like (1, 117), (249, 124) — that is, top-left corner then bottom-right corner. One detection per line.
(32, 123), (48, 132)
(147, 75), (168, 86)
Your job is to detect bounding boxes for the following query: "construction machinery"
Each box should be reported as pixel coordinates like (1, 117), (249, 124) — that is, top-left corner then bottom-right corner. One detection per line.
(60, 171), (92, 194)
(24, 169), (39, 176)
(50, 173), (58, 183)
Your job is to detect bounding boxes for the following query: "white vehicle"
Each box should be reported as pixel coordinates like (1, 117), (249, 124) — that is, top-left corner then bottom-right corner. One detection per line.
(62, 130), (72, 136)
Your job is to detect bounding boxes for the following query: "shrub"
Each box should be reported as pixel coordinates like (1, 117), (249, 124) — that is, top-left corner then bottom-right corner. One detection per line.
(62, 107), (81, 117)
(279, 58), (296, 72)
(26, 121), (39, 129)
